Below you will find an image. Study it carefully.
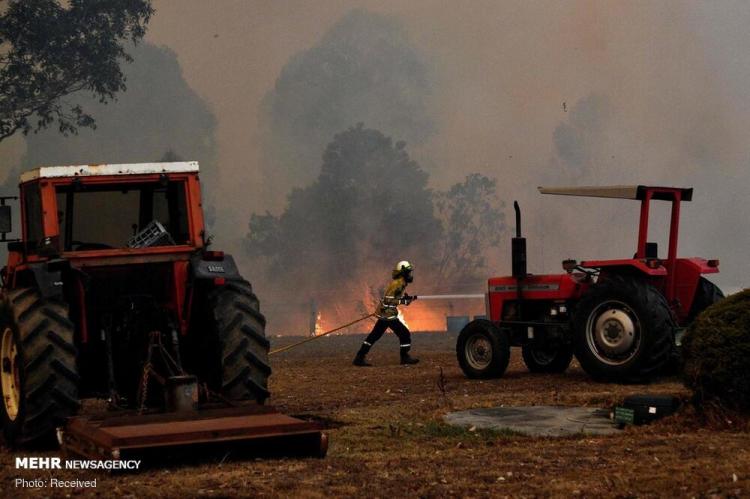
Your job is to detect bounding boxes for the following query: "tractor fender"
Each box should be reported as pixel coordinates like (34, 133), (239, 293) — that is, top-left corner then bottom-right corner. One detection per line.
(190, 253), (243, 281)
(580, 259), (667, 276)
(26, 260), (67, 299)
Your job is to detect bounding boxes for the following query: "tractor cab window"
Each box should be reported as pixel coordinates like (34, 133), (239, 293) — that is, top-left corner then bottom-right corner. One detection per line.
(56, 182), (190, 251)
(22, 183), (44, 249)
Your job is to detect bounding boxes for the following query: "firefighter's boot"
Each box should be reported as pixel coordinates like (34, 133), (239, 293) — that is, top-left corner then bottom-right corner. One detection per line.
(353, 342), (372, 367)
(400, 346), (419, 365)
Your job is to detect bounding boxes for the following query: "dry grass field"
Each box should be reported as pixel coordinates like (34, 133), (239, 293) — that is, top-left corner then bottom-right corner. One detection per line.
(1, 332), (749, 498)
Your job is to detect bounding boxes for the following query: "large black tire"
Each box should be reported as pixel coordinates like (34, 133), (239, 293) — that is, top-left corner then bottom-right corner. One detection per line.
(664, 277), (725, 375)
(521, 344), (573, 373)
(573, 275), (674, 382)
(687, 277), (724, 323)
(0, 288), (78, 445)
(456, 319), (510, 379)
(206, 280), (271, 403)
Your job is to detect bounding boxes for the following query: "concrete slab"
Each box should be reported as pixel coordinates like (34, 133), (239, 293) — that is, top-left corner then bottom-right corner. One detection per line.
(444, 406), (621, 437)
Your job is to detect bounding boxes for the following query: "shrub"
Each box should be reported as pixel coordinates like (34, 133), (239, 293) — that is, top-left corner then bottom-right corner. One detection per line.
(682, 289), (750, 411)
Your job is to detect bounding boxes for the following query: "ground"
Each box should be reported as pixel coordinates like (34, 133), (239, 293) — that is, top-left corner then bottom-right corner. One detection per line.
(1, 333), (748, 498)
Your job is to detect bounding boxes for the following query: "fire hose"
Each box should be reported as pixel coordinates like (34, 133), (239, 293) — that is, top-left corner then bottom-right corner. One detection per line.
(268, 293), (483, 355)
(269, 313), (376, 355)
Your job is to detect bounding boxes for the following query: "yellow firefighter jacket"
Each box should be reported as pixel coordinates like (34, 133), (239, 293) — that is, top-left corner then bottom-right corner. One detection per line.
(376, 276), (408, 320)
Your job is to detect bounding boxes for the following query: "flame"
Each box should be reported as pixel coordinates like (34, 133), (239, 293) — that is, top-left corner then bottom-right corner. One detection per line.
(300, 277), (485, 334)
(397, 308), (409, 329)
(314, 311), (324, 336)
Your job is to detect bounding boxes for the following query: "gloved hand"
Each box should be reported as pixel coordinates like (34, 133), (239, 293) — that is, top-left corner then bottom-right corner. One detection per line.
(400, 294), (418, 305)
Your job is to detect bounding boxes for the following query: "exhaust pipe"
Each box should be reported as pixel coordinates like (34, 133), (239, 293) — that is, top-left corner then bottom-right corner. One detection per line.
(512, 201), (527, 279)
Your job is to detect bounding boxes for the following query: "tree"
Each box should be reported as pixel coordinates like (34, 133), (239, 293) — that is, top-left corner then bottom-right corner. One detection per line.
(246, 124), (508, 332)
(246, 124), (442, 331)
(0, 0), (153, 142)
(260, 9), (435, 205)
(683, 289), (750, 412)
(14, 43), (217, 196)
(0, 43), (218, 234)
(434, 174), (506, 287)
(247, 124), (441, 274)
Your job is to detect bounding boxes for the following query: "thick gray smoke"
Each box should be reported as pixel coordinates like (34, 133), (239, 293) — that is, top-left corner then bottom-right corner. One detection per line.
(131, 2), (750, 297)
(3, 2), (748, 331)
(551, 95), (612, 182)
(258, 9), (435, 209)
(246, 124), (504, 333)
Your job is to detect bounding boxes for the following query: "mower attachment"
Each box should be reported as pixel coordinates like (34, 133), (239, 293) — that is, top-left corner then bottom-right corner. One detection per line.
(58, 404), (328, 465)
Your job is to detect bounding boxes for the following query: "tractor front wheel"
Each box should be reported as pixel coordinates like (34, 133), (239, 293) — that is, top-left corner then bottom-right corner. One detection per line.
(204, 280), (271, 404)
(0, 288), (78, 445)
(521, 344), (573, 373)
(456, 320), (510, 379)
(573, 275), (673, 383)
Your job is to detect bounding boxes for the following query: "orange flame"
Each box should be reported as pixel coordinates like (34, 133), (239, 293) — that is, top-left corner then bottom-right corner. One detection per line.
(397, 308), (409, 329)
(314, 311), (324, 336)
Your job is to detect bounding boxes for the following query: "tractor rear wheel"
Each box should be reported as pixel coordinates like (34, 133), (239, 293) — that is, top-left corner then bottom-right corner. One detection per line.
(573, 275), (673, 383)
(687, 277), (724, 323)
(0, 288), (78, 445)
(663, 277), (725, 374)
(456, 319), (510, 379)
(521, 344), (573, 373)
(206, 280), (271, 403)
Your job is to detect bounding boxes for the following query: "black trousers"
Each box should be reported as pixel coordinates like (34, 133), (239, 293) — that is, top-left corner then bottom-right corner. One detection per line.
(361, 318), (412, 355)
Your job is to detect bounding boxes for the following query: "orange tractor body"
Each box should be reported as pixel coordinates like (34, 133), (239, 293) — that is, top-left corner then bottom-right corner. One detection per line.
(0, 162), (325, 459)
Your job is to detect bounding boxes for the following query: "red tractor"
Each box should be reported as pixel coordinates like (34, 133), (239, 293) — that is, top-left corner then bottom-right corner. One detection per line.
(457, 185), (723, 382)
(0, 162), (271, 445)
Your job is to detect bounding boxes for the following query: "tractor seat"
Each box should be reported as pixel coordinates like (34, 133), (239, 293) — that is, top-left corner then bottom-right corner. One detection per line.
(634, 242), (659, 259)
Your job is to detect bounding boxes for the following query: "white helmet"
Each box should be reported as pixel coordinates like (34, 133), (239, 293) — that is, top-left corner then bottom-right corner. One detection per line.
(392, 260), (414, 281)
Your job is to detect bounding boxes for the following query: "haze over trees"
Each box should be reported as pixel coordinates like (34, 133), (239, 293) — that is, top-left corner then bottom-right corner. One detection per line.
(4, 43), (217, 193)
(433, 174), (506, 287)
(246, 125), (504, 331)
(0, 42), (218, 253)
(0, 0), (153, 142)
(259, 9), (435, 205)
(247, 124), (440, 300)
(18, 43), (216, 172)
(551, 94), (612, 181)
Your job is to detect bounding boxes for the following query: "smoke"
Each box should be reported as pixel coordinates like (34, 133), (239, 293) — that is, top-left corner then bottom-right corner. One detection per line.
(233, 3), (750, 331)
(245, 124), (505, 333)
(550, 94), (612, 182)
(3, 2), (749, 331)
(246, 124), (441, 333)
(258, 9), (435, 209)
(3, 43), (217, 203)
(0, 42), (218, 264)
(136, 3), (750, 294)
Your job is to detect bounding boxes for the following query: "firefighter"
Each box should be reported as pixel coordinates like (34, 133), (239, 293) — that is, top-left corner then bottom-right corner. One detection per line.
(353, 261), (419, 366)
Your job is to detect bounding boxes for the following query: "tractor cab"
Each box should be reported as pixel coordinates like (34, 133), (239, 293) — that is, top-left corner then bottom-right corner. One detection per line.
(1, 163), (212, 345)
(10, 162), (205, 261)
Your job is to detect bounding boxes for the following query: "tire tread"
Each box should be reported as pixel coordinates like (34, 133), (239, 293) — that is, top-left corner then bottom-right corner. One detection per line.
(0, 288), (78, 445)
(207, 280), (270, 403)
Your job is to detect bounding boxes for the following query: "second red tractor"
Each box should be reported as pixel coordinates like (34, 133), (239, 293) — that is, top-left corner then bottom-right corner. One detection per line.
(457, 185), (723, 383)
